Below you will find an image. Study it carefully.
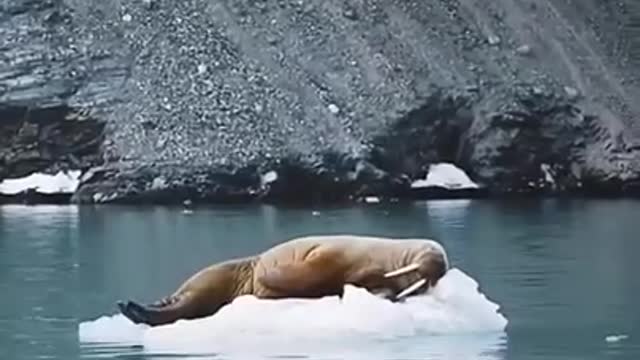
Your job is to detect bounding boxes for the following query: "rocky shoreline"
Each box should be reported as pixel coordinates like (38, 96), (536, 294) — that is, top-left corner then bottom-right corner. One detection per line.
(1, 1), (639, 205)
(2, 85), (639, 206)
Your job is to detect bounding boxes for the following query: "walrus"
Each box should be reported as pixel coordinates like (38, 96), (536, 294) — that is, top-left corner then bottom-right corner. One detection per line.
(117, 234), (450, 327)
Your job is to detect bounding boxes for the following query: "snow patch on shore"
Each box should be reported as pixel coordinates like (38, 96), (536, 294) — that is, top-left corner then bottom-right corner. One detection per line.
(411, 163), (479, 190)
(0, 170), (81, 195)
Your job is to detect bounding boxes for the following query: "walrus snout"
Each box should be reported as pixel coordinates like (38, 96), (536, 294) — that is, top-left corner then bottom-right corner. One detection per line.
(417, 251), (448, 292)
(382, 249), (449, 300)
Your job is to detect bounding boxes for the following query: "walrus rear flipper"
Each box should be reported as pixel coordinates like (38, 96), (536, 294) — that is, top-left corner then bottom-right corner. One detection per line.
(117, 301), (144, 324)
(117, 299), (184, 327)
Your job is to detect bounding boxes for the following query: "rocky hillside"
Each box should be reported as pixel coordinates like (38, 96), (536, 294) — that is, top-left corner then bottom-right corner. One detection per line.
(1, 0), (639, 204)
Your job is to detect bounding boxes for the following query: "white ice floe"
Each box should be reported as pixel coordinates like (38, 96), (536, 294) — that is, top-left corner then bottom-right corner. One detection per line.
(364, 196), (380, 203)
(411, 163), (479, 190)
(0, 170), (81, 195)
(78, 267), (508, 359)
(605, 334), (629, 343)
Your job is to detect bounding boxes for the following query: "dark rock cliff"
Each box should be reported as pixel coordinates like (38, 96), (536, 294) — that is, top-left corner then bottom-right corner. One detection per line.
(1, 0), (639, 204)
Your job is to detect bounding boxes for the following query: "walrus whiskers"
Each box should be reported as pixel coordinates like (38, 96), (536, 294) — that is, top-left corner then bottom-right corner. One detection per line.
(384, 263), (420, 278)
(396, 278), (427, 299)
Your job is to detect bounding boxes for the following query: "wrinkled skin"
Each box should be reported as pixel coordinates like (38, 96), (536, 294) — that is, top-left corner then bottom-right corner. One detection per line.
(117, 235), (450, 327)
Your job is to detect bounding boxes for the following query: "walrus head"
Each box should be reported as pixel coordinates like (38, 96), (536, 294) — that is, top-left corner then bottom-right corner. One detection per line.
(381, 242), (449, 300)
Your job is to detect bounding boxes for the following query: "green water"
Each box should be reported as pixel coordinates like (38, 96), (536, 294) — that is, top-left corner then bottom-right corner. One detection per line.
(1, 199), (639, 359)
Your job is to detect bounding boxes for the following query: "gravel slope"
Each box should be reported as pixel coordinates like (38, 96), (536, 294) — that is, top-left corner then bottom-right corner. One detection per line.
(1, 0), (639, 204)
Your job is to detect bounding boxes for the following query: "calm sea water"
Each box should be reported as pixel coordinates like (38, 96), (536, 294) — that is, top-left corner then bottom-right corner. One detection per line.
(0, 199), (639, 360)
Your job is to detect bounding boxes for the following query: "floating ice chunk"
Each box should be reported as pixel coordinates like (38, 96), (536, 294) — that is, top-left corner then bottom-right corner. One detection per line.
(605, 334), (629, 343)
(411, 163), (479, 190)
(78, 313), (148, 345)
(78, 267), (507, 358)
(0, 170), (81, 195)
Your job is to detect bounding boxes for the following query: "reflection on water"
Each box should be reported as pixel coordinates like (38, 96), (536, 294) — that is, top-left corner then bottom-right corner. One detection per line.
(1, 199), (639, 360)
(78, 334), (509, 360)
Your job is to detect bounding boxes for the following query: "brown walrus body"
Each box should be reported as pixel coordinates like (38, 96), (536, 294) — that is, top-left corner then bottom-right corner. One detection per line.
(117, 234), (450, 327)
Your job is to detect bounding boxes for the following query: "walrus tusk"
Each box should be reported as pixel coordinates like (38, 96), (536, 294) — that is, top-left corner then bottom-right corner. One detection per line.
(396, 278), (427, 299)
(384, 263), (420, 278)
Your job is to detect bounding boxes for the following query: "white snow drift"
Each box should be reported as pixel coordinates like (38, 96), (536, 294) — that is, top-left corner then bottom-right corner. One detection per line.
(0, 170), (81, 195)
(411, 163), (479, 190)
